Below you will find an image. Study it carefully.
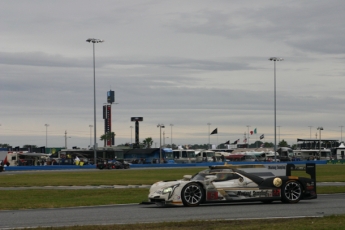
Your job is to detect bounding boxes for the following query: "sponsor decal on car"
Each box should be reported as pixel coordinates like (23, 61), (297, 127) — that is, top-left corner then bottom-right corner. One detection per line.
(267, 165), (286, 170)
(235, 190), (273, 198)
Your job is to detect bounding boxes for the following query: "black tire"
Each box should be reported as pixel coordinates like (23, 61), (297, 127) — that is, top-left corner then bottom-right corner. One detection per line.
(181, 182), (204, 207)
(281, 180), (302, 203)
(124, 165), (129, 169)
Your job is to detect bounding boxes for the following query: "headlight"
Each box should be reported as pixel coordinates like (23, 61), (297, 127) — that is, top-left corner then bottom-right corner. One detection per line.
(163, 187), (173, 194)
(162, 184), (180, 199)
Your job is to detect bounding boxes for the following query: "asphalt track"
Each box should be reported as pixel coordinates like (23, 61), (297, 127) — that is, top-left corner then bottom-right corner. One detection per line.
(0, 194), (344, 229)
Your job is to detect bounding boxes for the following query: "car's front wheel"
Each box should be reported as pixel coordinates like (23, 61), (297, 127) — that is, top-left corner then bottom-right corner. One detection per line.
(181, 182), (204, 207)
(281, 180), (302, 203)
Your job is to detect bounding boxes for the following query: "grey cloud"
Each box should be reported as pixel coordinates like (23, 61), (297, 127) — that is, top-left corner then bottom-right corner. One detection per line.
(167, 1), (345, 55)
(0, 51), (252, 73)
(0, 52), (87, 68)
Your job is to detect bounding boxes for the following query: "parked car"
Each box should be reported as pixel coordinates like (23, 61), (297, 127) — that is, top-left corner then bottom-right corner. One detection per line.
(97, 160), (130, 170)
(147, 163), (317, 207)
(112, 160), (130, 169)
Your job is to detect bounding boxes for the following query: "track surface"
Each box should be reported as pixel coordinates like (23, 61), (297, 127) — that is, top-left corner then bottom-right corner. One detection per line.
(0, 194), (344, 229)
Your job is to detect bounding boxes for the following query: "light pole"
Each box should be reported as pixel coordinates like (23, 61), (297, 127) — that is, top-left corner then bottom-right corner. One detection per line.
(170, 124), (173, 149)
(269, 57), (283, 162)
(64, 130), (71, 149)
(89, 125), (93, 147)
(277, 126), (281, 146)
(166, 137), (169, 147)
(130, 126), (133, 144)
(317, 127), (323, 159)
(246, 125), (251, 147)
(207, 123), (211, 149)
(308, 126), (313, 139)
(44, 124), (49, 148)
(157, 124), (165, 163)
(86, 38), (104, 165)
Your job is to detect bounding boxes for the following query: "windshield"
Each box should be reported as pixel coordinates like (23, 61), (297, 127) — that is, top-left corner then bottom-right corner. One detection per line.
(191, 168), (233, 181)
(206, 152), (214, 157)
(165, 152), (173, 160)
(187, 151), (196, 158)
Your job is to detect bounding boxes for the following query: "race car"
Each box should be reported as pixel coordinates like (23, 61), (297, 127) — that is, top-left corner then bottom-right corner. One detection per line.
(147, 163), (317, 207)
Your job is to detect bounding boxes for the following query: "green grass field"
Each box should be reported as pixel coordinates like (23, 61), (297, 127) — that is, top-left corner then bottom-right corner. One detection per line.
(1, 165), (345, 229)
(1, 165), (345, 187)
(0, 165), (344, 210)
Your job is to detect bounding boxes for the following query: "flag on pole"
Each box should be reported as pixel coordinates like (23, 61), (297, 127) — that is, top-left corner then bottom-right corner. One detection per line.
(250, 131), (253, 135)
(254, 128), (257, 134)
(210, 128), (218, 135)
(260, 134), (264, 139)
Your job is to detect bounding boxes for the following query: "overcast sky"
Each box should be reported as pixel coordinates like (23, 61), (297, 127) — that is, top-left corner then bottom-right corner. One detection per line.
(1, 0), (345, 149)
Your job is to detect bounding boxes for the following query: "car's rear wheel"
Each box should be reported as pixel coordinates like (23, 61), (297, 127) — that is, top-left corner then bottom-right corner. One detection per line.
(181, 183), (203, 207)
(281, 180), (302, 203)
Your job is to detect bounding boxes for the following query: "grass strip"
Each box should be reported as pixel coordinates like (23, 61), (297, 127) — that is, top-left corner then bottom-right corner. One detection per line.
(0, 188), (148, 210)
(20, 215), (345, 230)
(1, 165), (345, 187)
(0, 168), (205, 187)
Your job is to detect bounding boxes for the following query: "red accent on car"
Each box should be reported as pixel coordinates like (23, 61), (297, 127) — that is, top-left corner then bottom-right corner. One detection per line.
(273, 189), (281, 197)
(207, 191), (218, 200)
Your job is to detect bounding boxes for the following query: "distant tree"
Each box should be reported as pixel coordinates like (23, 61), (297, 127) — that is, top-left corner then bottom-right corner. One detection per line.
(100, 132), (115, 147)
(143, 137), (153, 148)
(189, 144), (208, 150)
(23, 145), (38, 148)
(291, 144), (297, 150)
(263, 142), (274, 148)
(279, 139), (288, 147)
(0, 143), (11, 148)
(249, 141), (263, 148)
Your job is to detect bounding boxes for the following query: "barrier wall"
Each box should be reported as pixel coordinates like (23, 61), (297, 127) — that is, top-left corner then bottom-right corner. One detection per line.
(327, 160), (345, 164)
(1, 160), (328, 171)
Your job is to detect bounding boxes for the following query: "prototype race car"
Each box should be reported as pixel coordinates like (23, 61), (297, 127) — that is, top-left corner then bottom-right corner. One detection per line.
(148, 163), (317, 207)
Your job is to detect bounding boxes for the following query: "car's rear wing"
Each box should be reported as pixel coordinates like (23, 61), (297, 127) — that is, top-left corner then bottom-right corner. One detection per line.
(286, 163), (316, 182)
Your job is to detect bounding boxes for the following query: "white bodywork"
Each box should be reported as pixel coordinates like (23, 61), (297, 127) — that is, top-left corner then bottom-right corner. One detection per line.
(148, 164), (289, 206)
